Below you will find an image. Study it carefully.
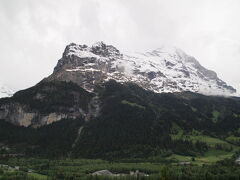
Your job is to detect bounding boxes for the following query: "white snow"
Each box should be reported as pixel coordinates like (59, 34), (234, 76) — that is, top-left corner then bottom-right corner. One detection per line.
(63, 43), (237, 96)
(0, 85), (14, 98)
(67, 45), (99, 58)
(66, 67), (101, 72)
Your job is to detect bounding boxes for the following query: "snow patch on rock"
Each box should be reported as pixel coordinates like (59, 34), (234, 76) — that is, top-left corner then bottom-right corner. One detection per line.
(0, 85), (14, 98)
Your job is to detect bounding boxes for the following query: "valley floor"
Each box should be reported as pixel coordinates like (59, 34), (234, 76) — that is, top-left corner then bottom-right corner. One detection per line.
(1, 132), (240, 180)
(1, 155), (240, 180)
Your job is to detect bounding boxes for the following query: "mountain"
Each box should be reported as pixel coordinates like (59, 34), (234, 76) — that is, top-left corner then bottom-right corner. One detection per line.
(0, 80), (240, 158)
(0, 42), (239, 159)
(45, 42), (236, 96)
(0, 84), (14, 98)
(0, 41), (237, 128)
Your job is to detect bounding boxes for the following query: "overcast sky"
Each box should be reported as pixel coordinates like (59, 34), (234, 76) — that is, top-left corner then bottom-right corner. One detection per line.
(0, 0), (240, 92)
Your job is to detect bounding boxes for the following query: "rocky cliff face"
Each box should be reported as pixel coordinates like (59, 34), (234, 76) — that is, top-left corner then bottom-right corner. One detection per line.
(0, 103), (70, 127)
(0, 81), (94, 127)
(45, 42), (236, 96)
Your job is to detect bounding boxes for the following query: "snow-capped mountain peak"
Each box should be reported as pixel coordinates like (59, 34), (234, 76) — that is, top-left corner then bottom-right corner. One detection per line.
(46, 42), (236, 96)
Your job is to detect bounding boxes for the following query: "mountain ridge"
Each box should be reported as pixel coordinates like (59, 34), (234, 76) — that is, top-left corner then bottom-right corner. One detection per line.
(0, 42), (238, 128)
(45, 41), (236, 96)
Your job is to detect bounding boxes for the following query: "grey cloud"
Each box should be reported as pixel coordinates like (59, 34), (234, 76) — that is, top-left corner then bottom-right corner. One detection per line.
(0, 0), (239, 92)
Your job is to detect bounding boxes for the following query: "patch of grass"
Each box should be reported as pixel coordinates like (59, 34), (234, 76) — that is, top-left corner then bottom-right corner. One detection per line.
(166, 154), (192, 162)
(212, 110), (220, 123)
(28, 172), (47, 180)
(170, 123), (184, 135)
(233, 113), (240, 118)
(121, 100), (145, 109)
(166, 149), (235, 165)
(171, 134), (231, 147)
(226, 136), (240, 145)
(191, 107), (197, 112)
(197, 150), (234, 164)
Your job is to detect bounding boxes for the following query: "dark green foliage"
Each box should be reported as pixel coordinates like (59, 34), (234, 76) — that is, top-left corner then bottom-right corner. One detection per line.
(0, 80), (240, 159)
(0, 81), (93, 113)
(0, 171), (28, 180)
(73, 80), (239, 158)
(0, 118), (84, 157)
(29, 118), (85, 157)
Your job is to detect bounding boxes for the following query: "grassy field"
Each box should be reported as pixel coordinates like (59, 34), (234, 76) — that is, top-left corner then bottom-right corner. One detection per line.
(168, 127), (240, 166)
(170, 125), (238, 149)
(28, 172), (48, 180)
(1, 154), (240, 180)
(1, 130), (239, 179)
(1, 158), (166, 179)
(167, 150), (235, 165)
(171, 134), (233, 147)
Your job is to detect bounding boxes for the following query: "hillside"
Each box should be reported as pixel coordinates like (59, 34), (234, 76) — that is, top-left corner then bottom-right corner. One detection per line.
(0, 80), (239, 160)
(0, 42), (239, 162)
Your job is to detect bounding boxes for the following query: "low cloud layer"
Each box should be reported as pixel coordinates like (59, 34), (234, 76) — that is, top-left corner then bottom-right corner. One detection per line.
(0, 0), (239, 92)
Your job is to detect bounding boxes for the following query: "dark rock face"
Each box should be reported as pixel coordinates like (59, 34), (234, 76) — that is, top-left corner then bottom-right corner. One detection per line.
(45, 42), (236, 96)
(90, 42), (121, 57)
(147, 71), (157, 80)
